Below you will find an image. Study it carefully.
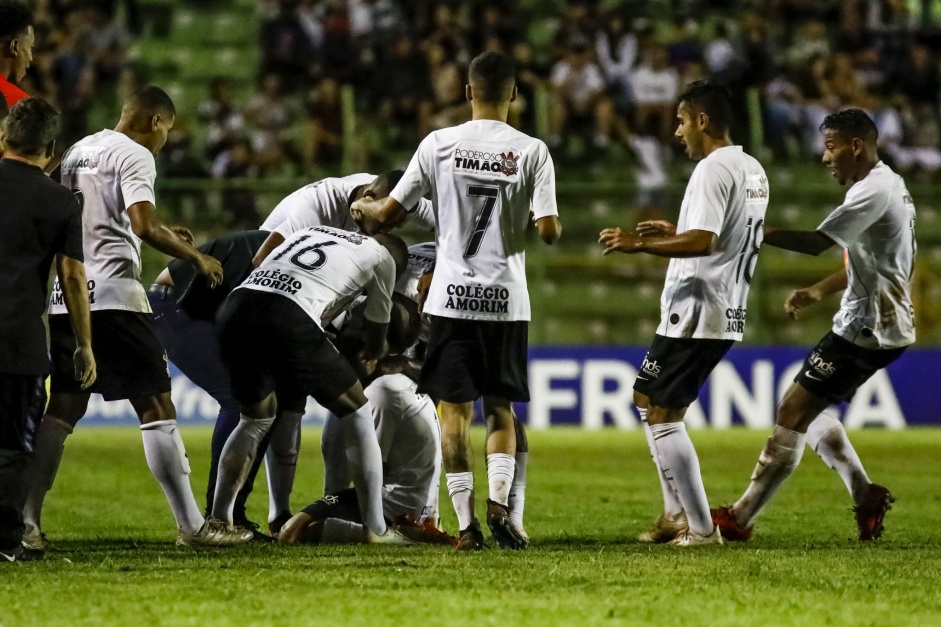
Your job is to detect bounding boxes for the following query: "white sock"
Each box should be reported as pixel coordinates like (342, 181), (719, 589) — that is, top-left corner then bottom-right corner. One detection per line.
(321, 413), (351, 495)
(321, 518), (366, 544)
(265, 410), (303, 522)
(508, 452), (528, 530)
(140, 420), (205, 535)
(640, 409), (684, 518)
(486, 453), (515, 507)
(649, 422), (712, 536)
(806, 409), (871, 504)
(733, 425), (806, 528)
(211, 416), (275, 524)
(446, 472), (475, 530)
(339, 402), (386, 536)
(23, 417), (72, 534)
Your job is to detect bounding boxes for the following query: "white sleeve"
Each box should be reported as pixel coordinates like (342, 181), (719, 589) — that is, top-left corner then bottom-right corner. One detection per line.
(404, 198), (436, 231)
(273, 188), (329, 239)
(817, 183), (887, 248)
(365, 378), (400, 463)
(119, 147), (157, 207)
(684, 160), (732, 235)
(390, 135), (434, 212)
(530, 143), (559, 220)
(363, 247), (396, 324)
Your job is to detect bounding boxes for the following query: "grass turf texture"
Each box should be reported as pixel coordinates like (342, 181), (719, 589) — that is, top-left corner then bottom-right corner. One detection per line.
(2, 427), (940, 626)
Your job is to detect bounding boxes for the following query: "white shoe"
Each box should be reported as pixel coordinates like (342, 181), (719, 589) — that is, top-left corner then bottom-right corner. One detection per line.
(637, 512), (688, 544)
(668, 525), (724, 546)
(367, 527), (416, 545)
(21, 527), (52, 552)
(177, 518), (254, 547)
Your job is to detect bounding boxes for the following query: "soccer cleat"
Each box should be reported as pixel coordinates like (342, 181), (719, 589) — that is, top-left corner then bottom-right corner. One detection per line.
(366, 526), (416, 545)
(177, 518), (254, 547)
(455, 520), (487, 551)
(854, 483), (895, 541)
(234, 516), (275, 543)
(711, 506), (753, 542)
(668, 525), (724, 546)
(21, 528), (52, 552)
(0, 544), (44, 562)
(268, 511), (293, 540)
(637, 512), (688, 544)
(392, 515), (457, 546)
(486, 500), (529, 550)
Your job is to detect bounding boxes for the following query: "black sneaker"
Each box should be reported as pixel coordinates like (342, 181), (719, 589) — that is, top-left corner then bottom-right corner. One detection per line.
(486, 500), (529, 550)
(233, 516), (275, 543)
(0, 544), (44, 562)
(455, 520), (487, 551)
(268, 511), (293, 539)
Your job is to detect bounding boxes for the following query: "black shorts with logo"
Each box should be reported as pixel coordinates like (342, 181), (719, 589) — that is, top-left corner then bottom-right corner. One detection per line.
(301, 488), (362, 523)
(216, 290), (358, 407)
(49, 311), (171, 401)
(633, 334), (735, 410)
(795, 332), (907, 404)
(419, 315), (529, 404)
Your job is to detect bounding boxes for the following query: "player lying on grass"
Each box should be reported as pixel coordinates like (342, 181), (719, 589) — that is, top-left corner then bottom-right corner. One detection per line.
(712, 109), (915, 542)
(211, 226), (412, 545)
(599, 80), (770, 546)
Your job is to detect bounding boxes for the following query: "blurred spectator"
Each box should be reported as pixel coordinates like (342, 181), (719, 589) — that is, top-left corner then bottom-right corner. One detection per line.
(785, 20), (831, 70)
(84, 2), (131, 84)
(319, 3), (355, 83)
(198, 77), (245, 161)
(667, 17), (703, 69)
(896, 44), (940, 108)
(244, 73), (299, 172)
(427, 41), (469, 130)
(549, 37), (614, 154)
(375, 34), (433, 144)
(303, 77), (344, 168)
(212, 137), (263, 229)
(552, 2), (594, 58)
(630, 41), (679, 143)
(161, 120), (210, 217)
(704, 22), (735, 77)
(260, 0), (310, 92)
(510, 41), (548, 136)
(595, 12), (638, 111)
(475, 4), (518, 51)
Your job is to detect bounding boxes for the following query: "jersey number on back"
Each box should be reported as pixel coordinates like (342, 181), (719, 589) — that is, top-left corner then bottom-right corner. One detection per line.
(735, 216), (764, 285)
(273, 235), (337, 270)
(464, 185), (499, 258)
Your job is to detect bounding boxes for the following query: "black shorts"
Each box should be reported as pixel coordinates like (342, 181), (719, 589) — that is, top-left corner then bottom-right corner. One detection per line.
(795, 332), (907, 404)
(49, 311), (171, 401)
(633, 334), (735, 410)
(0, 373), (45, 454)
(216, 290), (358, 407)
(419, 316), (529, 404)
(301, 488), (362, 523)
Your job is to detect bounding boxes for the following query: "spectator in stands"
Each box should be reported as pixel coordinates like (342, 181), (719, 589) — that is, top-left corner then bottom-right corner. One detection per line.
(552, 2), (594, 59)
(302, 77), (343, 168)
(260, 0), (310, 92)
(427, 40), (468, 130)
(704, 22), (735, 77)
(510, 41), (548, 136)
(595, 11), (638, 113)
(374, 34), (433, 144)
(667, 17), (703, 69)
(212, 137), (262, 229)
(785, 19), (831, 70)
(548, 36), (614, 154)
(244, 72), (299, 172)
(198, 77), (245, 161)
(630, 40), (679, 144)
(319, 3), (355, 83)
(474, 4), (518, 51)
(896, 44), (940, 108)
(84, 2), (131, 84)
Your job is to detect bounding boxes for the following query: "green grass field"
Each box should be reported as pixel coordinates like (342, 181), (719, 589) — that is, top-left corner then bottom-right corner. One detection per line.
(2, 427), (940, 626)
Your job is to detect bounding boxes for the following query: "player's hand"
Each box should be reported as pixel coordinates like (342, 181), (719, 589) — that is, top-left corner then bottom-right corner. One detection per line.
(73, 345), (97, 389)
(636, 220), (676, 237)
(350, 197), (382, 233)
(170, 225), (195, 245)
(416, 271), (433, 312)
(599, 228), (641, 255)
(195, 253), (224, 288)
(784, 287), (821, 319)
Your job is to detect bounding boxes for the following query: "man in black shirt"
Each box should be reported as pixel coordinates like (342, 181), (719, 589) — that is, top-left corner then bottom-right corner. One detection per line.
(0, 98), (95, 562)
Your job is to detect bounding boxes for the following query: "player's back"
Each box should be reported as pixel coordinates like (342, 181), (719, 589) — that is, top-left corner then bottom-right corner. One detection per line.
(417, 120), (556, 321)
(394, 242), (436, 303)
(239, 225), (394, 327)
(260, 173), (376, 232)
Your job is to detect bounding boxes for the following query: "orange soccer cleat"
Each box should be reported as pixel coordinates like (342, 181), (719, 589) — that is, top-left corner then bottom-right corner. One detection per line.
(711, 506), (753, 542)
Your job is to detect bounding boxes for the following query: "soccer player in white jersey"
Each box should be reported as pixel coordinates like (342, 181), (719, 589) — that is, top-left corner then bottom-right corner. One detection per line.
(212, 226), (413, 544)
(354, 51), (562, 550)
(600, 80), (770, 546)
(21, 87), (251, 548)
(712, 109), (915, 542)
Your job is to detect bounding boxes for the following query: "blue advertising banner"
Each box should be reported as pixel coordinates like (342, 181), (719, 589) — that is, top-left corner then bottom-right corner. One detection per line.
(78, 346), (936, 428)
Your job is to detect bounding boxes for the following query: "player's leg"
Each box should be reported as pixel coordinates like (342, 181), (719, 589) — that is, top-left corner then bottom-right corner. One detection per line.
(264, 395), (305, 535)
(438, 400), (480, 546)
(634, 389), (687, 543)
(279, 488), (363, 545)
(805, 407), (872, 504)
(482, 396), (531, 549)
(508, 415), (528, 538)
(321, 412), (352, 495)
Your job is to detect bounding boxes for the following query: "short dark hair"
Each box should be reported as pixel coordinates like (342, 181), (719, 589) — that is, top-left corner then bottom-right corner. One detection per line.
(373, 232), (409, 278)
(468, 51), (516, 105)
(0, 0), (32, 41)
(126, 85), (176, 119)
(678, 79), (733, 134)
(819, 108), (878, 143)
(385, 169), (404, 192)
(2, 97), (59, 156)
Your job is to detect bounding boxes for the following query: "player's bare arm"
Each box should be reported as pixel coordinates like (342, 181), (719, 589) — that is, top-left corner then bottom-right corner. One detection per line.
(536, 215), (562, 244)
(636, 220), (677, 237)
(127, 201), (223, 287)
(361, 320), (390, 364)
(55, 254), (97, 389)
(785, 269), (848, 319)
(253, 231), (285, 267)
(350, 196), (408, 234)
(599, 227), (716, 257)
(763, 226), (836, 256)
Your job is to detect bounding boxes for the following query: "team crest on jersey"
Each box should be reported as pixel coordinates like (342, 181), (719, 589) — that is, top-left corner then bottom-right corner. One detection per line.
(498, 152), (520, 177)
(62, 147), (104, 173)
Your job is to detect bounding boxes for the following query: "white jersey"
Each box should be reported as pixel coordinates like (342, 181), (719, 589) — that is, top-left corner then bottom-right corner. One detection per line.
(817, 161), (916, 349)
(237, 226), (395, 328)
(657, 146), (769, 340)
(366, 373), (442, 522)
(391, 119), (558, 322)
(50, 129), (156, 313)
(260, 173), (436, 235)
(394, 242), (437, 303)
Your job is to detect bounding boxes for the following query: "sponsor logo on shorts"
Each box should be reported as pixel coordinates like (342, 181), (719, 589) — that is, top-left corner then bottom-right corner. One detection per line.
(453, 149), (520, 177)
(444, 283), (509, 314)
(808, 350), (837, 378)
(640, 355), (661, 379)
(323, 494), (339, 505)
(725, 307), (747, 334)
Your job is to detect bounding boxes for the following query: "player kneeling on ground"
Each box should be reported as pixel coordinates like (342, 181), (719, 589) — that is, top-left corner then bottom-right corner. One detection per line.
(211, 226), (413, 545)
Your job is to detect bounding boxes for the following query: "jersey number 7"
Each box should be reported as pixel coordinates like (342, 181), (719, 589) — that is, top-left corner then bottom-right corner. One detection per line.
(464, 185), (499, 258)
